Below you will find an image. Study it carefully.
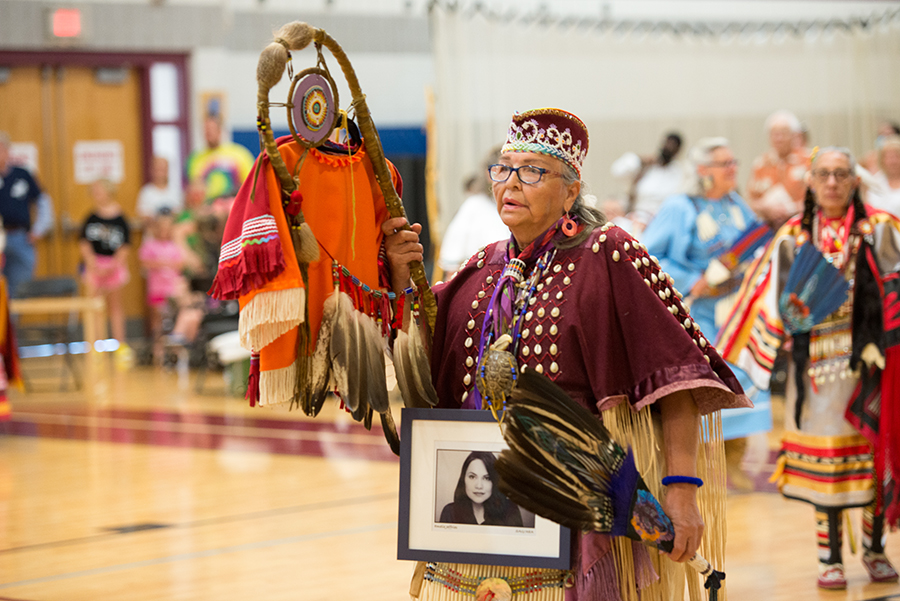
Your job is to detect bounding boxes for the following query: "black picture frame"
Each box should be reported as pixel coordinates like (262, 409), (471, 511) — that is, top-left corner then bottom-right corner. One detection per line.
(397, 408), (571, 569)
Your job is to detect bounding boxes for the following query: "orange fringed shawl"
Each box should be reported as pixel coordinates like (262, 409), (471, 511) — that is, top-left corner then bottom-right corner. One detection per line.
(214, 136), (398, 406)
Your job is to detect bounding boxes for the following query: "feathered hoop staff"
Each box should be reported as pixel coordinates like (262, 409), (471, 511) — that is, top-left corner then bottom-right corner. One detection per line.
(496, 370), (726, 600)
(256, 21), (437, 332)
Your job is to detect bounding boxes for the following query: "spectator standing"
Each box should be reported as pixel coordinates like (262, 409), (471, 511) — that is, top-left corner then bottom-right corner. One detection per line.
(0, 132), (54, 297)
(746, 110), (808, 228)
(79, 180), (133, 370)
(186, 115), (254, 205)
(437, 148), (509, 278)
(136, 156), (183, 226)
(173, 180), (209, 279)
(610, 132), (692, 219)
(861, 121), (900, 174)
(866, 135), (900, 215)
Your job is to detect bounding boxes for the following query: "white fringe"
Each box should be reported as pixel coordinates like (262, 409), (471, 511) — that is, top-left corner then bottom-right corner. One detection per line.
(239, 288), (306, 351)
(258, 363), (297, 408)
(601, 403), (727, 601)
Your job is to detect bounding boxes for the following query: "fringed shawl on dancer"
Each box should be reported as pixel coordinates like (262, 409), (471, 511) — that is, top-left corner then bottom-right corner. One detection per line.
(718, 209), (900, 523)
(416, 223), (750, 601)
(0, 276), (21, 422)
(211, 135), (400, 406)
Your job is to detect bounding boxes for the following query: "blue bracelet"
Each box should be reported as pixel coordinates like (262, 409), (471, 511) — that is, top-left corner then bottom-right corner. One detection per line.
(662, 475), (703, 487)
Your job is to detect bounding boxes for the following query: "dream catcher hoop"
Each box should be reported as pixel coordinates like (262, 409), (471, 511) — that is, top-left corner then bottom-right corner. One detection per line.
(287, 66), (340, 148)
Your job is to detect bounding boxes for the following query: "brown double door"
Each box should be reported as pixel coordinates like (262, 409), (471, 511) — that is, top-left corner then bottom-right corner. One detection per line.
(0, 63), (145, 318)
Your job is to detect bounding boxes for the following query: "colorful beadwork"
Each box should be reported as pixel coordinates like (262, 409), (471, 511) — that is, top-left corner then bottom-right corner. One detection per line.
(502, 108), (589, 177)
(291, 71), (336, 145)
(474, 249), (557, 418)
(336, 263), (396, 300)
(423, 562), (570, 596)
(302, 85), (328, 131)
(501, 258), (527, 283)
(325, 260), (396, 336)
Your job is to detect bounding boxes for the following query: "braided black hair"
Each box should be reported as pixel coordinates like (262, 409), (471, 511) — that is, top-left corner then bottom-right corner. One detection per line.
(800, 186), (816, 236)
(850, 185), (868, 228)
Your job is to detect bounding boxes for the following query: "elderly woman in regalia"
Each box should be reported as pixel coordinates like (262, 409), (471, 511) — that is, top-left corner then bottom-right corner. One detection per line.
(719, 147), (900, 590)
(641, 137), (773, 490)
(385, 108), (749, 601)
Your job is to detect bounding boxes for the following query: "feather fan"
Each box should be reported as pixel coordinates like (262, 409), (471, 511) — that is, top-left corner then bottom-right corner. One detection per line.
(328, 291), (354, 410)
(307, 288), (338, 417)
(360, 311), (390, 414)
(392, 329), (417, 408)
(496, 370), (725, 600)
(380, 406), (401, 456)
(392, 300), (438, 409)
(778, 243), (850, 334)
(348, 309), (368, 420)
(406, 315), (438, 406)
(358, 310), (398, 454)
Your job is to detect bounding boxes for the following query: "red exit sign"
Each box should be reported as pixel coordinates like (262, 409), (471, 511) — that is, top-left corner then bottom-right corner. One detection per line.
(52, 8), (82, 38)
(46, 6), (88, 43)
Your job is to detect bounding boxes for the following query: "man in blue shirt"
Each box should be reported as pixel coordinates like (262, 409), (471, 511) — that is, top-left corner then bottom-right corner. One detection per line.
(0, 133), (54, 297)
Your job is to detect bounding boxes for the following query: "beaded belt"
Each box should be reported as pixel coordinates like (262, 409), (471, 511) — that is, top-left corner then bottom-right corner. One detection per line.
(423, 562), (573, 597)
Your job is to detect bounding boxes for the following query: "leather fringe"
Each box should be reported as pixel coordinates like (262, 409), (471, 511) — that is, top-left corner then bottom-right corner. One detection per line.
(577, 543), (622, 601)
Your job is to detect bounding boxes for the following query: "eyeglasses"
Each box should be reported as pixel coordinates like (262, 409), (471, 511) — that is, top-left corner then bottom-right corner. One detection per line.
(811, 168), (853, 183)
(707, 160), (738, 168)
(488, 164), (561, 185)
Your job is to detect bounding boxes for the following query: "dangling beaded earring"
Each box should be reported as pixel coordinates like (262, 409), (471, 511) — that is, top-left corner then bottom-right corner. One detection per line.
(561, 210), (577, 237)
(700, 174), (714, 194)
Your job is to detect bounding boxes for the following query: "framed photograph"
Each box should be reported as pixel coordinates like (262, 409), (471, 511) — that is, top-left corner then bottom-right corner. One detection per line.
(398, 408), (571, 569)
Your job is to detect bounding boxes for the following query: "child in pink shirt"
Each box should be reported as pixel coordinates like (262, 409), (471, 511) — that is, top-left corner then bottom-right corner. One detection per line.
(139, 209), (186, 363)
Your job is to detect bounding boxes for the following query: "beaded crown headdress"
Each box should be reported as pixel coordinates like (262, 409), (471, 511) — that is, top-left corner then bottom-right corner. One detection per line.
(501, 108), (589, 177)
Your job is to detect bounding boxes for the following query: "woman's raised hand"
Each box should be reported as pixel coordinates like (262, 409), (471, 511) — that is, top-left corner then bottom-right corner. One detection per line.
(382, 217), (424, 293)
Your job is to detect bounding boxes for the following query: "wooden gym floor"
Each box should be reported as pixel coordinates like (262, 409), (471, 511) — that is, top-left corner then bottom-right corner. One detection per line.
(2, 362), (900, 600)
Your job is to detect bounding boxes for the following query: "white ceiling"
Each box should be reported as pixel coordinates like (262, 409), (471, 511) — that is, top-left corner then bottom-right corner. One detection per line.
(23, 0), (900, 22)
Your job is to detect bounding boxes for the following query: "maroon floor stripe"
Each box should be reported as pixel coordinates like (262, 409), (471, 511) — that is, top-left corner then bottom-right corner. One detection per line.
(16, 405), (383, 435)
(5, 411), (398, 462)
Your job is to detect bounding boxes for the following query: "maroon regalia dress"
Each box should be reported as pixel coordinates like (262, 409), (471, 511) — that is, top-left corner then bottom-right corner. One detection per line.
(415, 222), (750, 601)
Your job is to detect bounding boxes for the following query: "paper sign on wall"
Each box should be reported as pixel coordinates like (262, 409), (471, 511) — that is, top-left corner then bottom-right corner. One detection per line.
(9, 143), (39, 174)
(73, 140), (124, 184)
